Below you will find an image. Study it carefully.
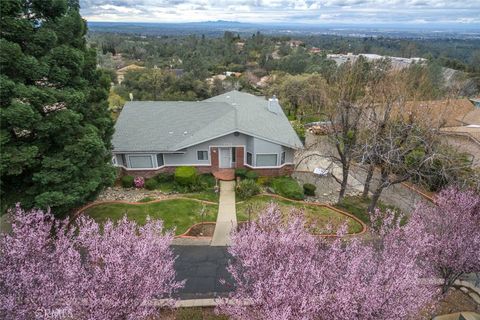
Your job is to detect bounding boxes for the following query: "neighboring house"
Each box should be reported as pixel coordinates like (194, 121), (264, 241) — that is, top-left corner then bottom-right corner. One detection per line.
(368, 98), (480, 167)
(402, 98), (475, 127)
(112, 90), (303, 177)
(116, 64), (145, 84)
(440, 107), (480, 167)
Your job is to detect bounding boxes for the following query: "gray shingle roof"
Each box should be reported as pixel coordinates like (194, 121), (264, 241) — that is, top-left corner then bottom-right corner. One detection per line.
(112, 90), (303, 152)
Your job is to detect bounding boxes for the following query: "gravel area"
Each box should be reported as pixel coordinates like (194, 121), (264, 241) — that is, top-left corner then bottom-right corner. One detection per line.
(292, 172), (363, 205)
(97, 187), (177, 202)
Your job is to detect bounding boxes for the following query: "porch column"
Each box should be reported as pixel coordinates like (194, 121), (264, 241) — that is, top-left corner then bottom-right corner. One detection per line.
(211, 147), (219, 170)
(235, 146), (245, 168)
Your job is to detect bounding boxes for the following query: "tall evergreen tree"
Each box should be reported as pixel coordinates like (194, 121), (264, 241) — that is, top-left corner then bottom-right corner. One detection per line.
(0, 0), (115, 216)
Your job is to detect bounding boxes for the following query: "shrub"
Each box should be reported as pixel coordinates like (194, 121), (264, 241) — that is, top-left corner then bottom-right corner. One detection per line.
(145, 178), (158, 190)
(245, 171), (259, 180)
(303, 183), (316, 196)
(174, 166), (197, 186)
(154, 172), (174, 183)
(271, 176), (304, 200)
(198, 173), (216, 189)
(121, 175), (134, 188)
(134, 176), (145, 188)
(257, 176), (272, 186)
(235, 168), (248, 179)
(236, 179), (261, 200)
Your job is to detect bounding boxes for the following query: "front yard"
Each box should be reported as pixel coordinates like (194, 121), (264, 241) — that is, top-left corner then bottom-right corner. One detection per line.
(83, 199), (218, 235)
(237, 195), (364, 234)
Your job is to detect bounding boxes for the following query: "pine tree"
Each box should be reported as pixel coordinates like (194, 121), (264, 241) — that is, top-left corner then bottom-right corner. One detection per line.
(0, 0), (115, 216)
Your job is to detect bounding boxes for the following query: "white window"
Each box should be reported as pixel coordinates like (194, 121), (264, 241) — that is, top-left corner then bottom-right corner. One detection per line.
(197, 150), (208, 160)
(129, 155), (153, 168)
(256, 154), (278, 167)
(281, 151), (286, 165)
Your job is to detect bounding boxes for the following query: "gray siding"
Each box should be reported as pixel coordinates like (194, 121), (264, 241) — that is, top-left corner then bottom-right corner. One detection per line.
(114, 132), (295, 169)
(283, 147), (295, 163)
(164, 133), (248, 165)
(249, 137), (293, 167)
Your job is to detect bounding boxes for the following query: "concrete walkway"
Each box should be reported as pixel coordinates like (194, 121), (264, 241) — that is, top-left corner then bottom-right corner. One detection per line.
(211, 181), (237, 246)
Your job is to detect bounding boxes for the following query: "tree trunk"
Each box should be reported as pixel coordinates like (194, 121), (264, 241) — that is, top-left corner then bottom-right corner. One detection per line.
(368, 185), (384, 213)
(442, 270), (463, 294)
(362, 164), (375, 198)
(337, 162), (350, 203)
(368, 169), (388, 213)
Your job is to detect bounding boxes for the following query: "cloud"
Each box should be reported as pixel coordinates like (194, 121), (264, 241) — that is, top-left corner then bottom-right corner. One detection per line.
(79, 0), (480, 25)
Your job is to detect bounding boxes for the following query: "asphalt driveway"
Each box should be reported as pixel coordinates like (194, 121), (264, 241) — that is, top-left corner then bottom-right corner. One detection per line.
(172, 245), (234, 299)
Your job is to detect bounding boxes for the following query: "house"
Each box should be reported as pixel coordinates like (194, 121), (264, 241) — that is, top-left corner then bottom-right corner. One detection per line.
(367, 98), (480, 167)
(116, 64), (145, 84)
(111, 90), (303, 177)
(440, 107), (480, 167)
(288, 40), (304, 48)
(394, 98), (475, 128)
(309, 47), (322, 54)
(326, 53), (427, 69)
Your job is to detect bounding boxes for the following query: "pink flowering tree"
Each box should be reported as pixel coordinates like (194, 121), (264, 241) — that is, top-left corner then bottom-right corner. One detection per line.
(73, 216), (183, 319)
(0, 205), (81, 319)
(218, 205), (325, 319)
(409, 187), (480, 294)
(218, 203), (436, 320)
(0, 205), (182, 320)
(319, 210), (436, 319)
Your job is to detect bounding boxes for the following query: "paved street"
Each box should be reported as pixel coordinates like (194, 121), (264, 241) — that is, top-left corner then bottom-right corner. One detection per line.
(172, 245), (234, 299)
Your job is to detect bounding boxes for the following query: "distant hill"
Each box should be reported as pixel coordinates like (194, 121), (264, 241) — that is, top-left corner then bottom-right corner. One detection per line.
(87, 21), (480, 39)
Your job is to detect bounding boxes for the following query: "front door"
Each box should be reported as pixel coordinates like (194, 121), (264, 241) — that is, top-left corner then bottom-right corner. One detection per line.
(219, 147), (232, 168)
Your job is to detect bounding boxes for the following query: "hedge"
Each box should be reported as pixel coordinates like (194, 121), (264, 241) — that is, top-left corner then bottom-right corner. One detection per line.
(174, 166), (197, 186)
(121, 175), (134, 188)
(154, 172), (174, 183)
(145, 178), (159, 190)
(271, 176), (304, 200)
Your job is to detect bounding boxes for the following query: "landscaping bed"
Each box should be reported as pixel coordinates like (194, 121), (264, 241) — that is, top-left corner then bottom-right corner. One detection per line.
(103, 168), (219, 203)
(237, 195), (364, 234)
(82, 199), (218, 236)
(183, 222), (216, 237)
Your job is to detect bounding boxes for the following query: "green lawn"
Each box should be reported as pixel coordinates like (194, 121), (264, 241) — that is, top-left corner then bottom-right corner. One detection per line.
(335, 196), (402, 225)
(237, 195), (364, 234)
(183, 190), (219, 203)
(83, 199), (218, 235)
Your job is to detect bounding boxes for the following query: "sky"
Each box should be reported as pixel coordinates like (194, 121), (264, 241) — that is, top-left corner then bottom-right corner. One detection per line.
(80, 0), (480, 26)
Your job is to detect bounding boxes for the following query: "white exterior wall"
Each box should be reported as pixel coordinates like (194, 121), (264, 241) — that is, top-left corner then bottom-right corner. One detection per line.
(113, 133), (296, 169)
